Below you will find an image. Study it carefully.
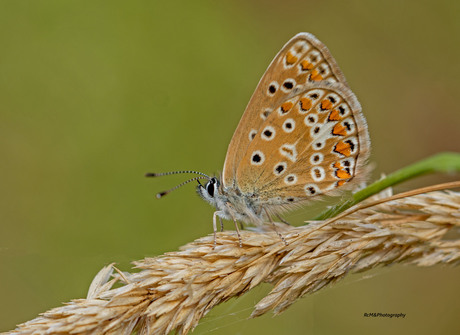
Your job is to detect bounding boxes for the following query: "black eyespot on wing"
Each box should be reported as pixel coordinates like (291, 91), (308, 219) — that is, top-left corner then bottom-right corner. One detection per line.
(269, 84), (277, 94)
(264, 129), (273, 137)
(313, 168), (321, 178)
(283, 81), (294, 90)
(276, 165), (284, 173)
(252, 154), (261, 163)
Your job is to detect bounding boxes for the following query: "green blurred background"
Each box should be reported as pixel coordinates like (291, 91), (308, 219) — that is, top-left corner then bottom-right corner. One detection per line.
(1, 0), (459, 333)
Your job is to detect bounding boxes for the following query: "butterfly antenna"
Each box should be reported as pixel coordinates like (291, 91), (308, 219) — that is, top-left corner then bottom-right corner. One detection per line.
(155, 176), (209, 199)
(145, 170), (210, 179)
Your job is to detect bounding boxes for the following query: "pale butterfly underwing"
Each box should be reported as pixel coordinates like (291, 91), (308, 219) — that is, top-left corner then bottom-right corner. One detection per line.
(147, 33), (371, 247)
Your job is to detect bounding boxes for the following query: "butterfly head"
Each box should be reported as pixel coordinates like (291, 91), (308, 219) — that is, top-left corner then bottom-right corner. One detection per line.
(147, 169), (236, 215)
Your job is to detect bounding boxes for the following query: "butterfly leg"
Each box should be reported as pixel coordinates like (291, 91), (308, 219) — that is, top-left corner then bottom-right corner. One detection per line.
(212, 211), (224, 249)
(264, 208), (288, 245)
(219, 217), (224, 232)
(232, 218), (242, 247)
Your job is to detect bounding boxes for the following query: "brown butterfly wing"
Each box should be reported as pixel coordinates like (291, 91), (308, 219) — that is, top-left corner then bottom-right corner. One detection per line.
(222, 33), (348, 188)
(235, 82), (370, 204)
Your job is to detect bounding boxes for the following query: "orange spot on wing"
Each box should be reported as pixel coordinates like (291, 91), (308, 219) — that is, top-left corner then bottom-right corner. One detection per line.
(285, 52), (298, 65)
(334, 161), (352, 179)
(310, 69), (323, 81)
(281, 101), (294, 112)
(321, 99), (333, 110)
(300, 60), (313, 70)
(300, 97), (312, 111)
(334, 141), (351, 157)
(337, 180), (346, 187)
(333, 162), (342, 169)
(332, 123), (347, 136)
(328, 109), (342, 121)
(336, 169), (352, 179)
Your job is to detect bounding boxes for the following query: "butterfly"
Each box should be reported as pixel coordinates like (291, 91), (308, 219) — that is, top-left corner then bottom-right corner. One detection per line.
(147, 33), (370, 247)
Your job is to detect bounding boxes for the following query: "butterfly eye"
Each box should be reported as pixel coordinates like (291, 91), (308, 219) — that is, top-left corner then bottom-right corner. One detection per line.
(205, 177), (219, 197)
(205, 181), (215, 197)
